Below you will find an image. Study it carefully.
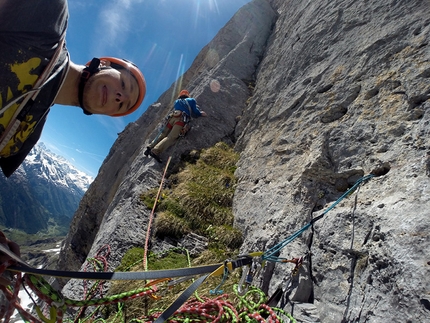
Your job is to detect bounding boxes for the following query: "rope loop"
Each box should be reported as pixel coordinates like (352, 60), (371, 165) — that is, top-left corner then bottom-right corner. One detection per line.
(35, 305), (58, 323)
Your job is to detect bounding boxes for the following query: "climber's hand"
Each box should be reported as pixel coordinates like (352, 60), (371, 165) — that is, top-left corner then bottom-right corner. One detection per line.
(0, 231), (21, 286)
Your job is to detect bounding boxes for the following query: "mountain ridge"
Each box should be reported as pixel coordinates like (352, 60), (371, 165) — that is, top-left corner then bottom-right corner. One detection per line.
(0, 142), (93, 233)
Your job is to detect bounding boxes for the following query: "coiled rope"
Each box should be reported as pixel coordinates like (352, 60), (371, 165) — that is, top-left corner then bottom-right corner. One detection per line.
(144, 156), (172, 271)
(129, 284), (295, 323)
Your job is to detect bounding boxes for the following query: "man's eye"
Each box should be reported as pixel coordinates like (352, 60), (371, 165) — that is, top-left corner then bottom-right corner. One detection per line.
(121, 80), (125, 89)
(119, 103), (123, 110)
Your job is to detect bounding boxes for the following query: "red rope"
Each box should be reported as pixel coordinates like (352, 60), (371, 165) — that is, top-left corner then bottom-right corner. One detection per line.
(143, 156), (172, 271)
(253, 304), (281, 323)
(82, 244), (111, 300)
(73, 244), (112, 322)
(0, 259), (43, 323)
(141, 294), (239, 322)
(0, 283), (43, 323)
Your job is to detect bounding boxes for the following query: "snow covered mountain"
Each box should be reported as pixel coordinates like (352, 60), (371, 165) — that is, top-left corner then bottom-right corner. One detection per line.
(0, 143), (94, 234)
(22, 143), (93, 192)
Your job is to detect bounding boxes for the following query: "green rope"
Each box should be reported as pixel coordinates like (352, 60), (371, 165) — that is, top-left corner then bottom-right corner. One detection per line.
(233, 284), (296, 323)
(112, 302), (125, 323)
(28, 274), (155, 308)
(69, 247), (193, 322)
(234, 284), (266, 311)
(272, 307), (297, 323)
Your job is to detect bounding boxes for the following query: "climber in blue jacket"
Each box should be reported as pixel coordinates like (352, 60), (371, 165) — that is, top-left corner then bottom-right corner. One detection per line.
(145, 90), (207, 163)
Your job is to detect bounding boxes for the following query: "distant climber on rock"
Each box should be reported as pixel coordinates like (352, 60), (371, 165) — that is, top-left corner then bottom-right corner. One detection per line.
(145, 90), (207, 163)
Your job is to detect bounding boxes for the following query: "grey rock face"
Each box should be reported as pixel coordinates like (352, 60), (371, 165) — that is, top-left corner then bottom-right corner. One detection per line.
(57, 0), (276, 297)
(57, 0), (430, 322)
(234, 0), (430, 322)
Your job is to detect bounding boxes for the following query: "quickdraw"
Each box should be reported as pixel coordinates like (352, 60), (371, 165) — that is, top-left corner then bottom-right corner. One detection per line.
(237, 255), (264, 296)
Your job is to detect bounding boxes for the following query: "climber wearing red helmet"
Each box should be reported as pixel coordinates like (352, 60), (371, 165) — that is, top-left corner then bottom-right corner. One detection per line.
(145, 89), (207, 163)
(0, 0), (149, 282)
(0, 0), (147, 178)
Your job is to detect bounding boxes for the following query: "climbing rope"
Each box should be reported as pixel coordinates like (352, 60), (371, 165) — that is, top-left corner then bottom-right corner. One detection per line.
(232, 175), (375, 296)
(262, 174), (375, 262)
(0, 175), (374, 323)
(135, 284), (295, 323)
(143, 133), (186, 273)
(143, 112), (197, 272)
(74, 244), (112, 322)
(143, 155), (172, 271)
(0, 260), (27, 323)
(22, 273), (157, 323)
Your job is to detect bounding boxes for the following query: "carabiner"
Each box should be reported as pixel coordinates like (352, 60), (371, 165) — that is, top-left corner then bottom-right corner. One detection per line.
(237, 264), (250, 295)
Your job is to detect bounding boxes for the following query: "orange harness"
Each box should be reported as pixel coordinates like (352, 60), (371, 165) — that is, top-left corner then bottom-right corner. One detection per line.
(166, 110), (187, 129)
(166, 117), (185, 129)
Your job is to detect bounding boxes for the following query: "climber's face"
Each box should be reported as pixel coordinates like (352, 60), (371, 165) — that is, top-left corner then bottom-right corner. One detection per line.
(83, 67), (139, 116)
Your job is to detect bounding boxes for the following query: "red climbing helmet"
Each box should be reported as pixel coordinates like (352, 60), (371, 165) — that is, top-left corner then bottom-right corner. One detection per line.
(178, 90), (190, 98)
(101, 57), (146, 117)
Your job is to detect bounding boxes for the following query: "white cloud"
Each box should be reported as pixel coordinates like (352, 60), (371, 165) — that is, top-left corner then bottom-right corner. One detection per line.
(96, 0), (146, 51)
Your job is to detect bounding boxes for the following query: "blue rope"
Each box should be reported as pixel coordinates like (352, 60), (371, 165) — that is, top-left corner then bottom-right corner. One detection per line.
(263, 224), (311, 262)
(316, 174), (374, 217)
(262, 174), (374, 262)
(210, 263), (230, 295)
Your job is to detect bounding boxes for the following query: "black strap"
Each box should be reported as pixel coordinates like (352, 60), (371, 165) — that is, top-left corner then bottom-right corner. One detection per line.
(185, 99), (194, 117)
(153, 256), (255, 322)
(78, 57), (100, 115)
(154, 274), (210, 323)
(265, 286), (283, 307)
(7, 263), (222, 281)
(230, 255), (254, 269)
(310, 213), (324, 225)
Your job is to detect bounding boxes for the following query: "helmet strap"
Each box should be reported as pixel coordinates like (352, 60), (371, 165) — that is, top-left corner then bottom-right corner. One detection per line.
(78, 57), (100, 115)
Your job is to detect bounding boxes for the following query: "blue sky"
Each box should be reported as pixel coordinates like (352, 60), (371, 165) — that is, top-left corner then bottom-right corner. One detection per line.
(41, 0), (251, 177)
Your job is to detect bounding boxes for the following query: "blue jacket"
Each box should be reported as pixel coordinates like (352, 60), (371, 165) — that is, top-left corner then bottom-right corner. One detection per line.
(173, 98), (203, 118)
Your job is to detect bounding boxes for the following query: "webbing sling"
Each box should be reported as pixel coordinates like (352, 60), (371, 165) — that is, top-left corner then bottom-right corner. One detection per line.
(2, 243), (257, 322)
(154, 274), (210, 323)
(183, 99), (193, 118)
(7, 263), (223, 281)
(153, 255), (257, 322)
(0, 243), (222, 281)
(0, 243), (231, 283)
